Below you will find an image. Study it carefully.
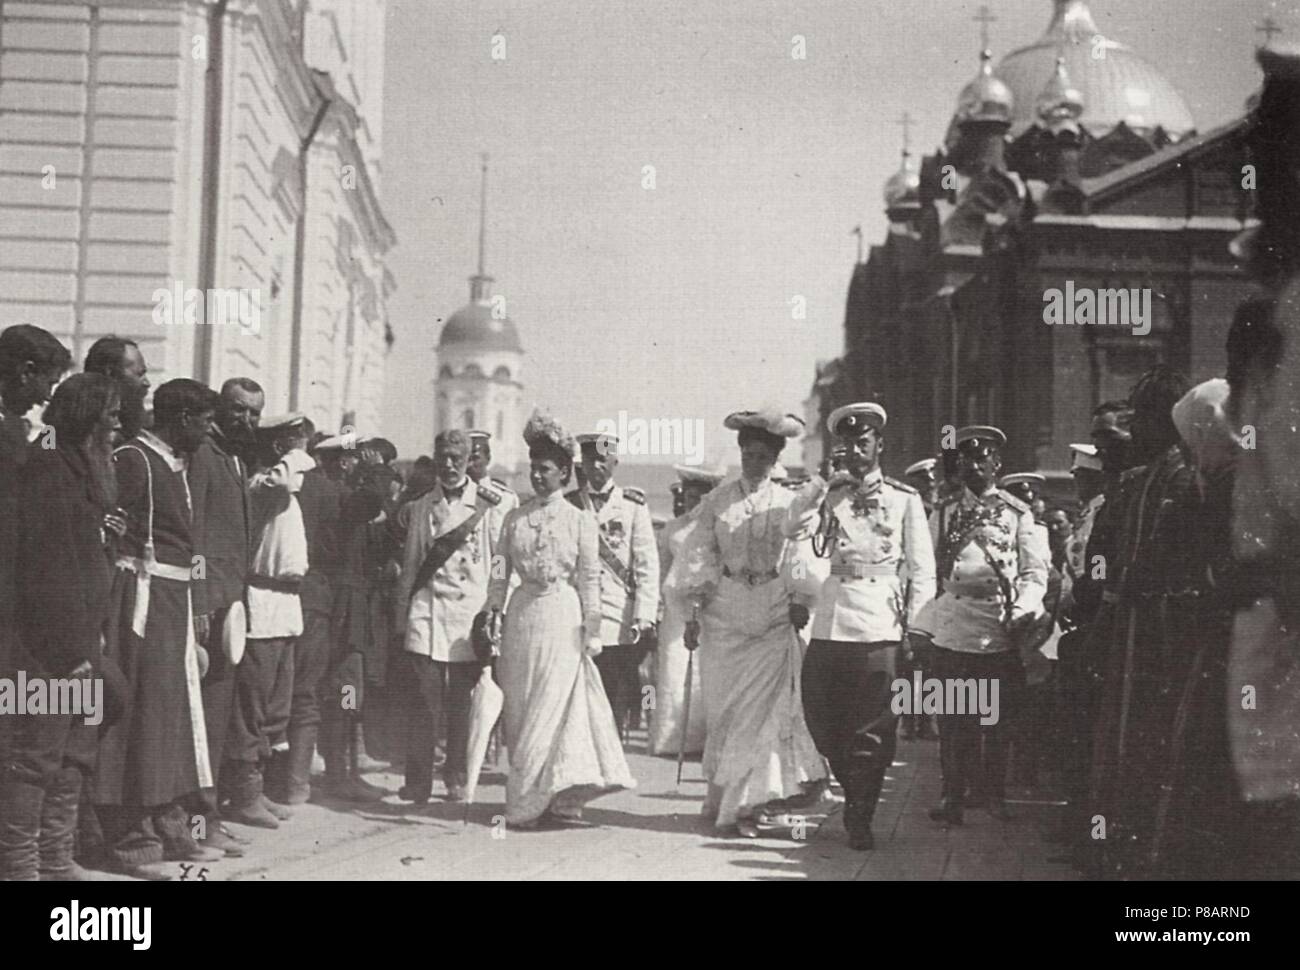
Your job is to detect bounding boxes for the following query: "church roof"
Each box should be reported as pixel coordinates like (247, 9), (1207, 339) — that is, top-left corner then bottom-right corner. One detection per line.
(438, 293), (523, 354)
(996, 1), (1194, 139)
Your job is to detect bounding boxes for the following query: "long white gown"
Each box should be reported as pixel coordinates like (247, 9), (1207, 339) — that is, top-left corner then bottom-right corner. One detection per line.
(648, 512), (707, 756)
(488, 489), (635, 825)
(681, 476), (825, 828)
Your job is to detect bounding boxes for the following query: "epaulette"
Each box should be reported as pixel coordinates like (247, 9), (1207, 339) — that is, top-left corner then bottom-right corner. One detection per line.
(884, 476), (918, 495)
(1118, 465), (1147, 484)
(623, 487), (646, 505)
(476, 482), (502, 506)
(997, 489), (1030, 514)
(490, 477), (515, 493)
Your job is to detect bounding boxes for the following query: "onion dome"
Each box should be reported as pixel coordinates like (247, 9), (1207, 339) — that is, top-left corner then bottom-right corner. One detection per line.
(1036, 56), (1085, 129)
(996, 1), (1194, 139)
(883, 151), (921, 213)
(438, 285), (523, 355)
(956, 49), (1016, 126)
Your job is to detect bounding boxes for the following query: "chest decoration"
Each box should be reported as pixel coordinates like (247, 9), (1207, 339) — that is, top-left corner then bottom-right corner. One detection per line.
(601, 518), (626, 549)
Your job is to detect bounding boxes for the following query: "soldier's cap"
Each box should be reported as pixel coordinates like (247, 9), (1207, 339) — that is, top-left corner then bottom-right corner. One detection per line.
(1000, 472), (1045, 488)
(258, 412), (306, 433)
(311, 433), (354, 453)
(1069, 442), (1103, 472)
(576, 432), (619, 454)
(827, 402), (886, 437)
(903, 457), (937, 477)
(723, 408), (804, 437)
(467, 429), (492, 442)
(673, 462), (726, 486)
(955, 425), (1006, 452)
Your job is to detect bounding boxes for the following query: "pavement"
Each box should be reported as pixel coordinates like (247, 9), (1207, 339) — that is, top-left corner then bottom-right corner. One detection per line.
(136, 730), (1077, 881)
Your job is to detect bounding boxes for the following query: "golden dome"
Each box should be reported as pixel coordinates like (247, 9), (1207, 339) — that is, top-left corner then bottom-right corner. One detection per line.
(996, 1), (1194, 138)
(883, 152), (921, 211)
(1036, 56), (1085, 128)
(956, 49), (1016, 126)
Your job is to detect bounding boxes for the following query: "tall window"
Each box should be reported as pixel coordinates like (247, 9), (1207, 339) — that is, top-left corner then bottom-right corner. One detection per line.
(463, 408), (475, 429)
(496, 410), (504, 439)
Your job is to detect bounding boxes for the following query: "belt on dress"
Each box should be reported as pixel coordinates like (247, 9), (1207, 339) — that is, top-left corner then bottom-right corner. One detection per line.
(830, 562), (897, 579)
(115, 555), (191, 582)
(248, 574), (303, 594)
(722, 565), (779, 586)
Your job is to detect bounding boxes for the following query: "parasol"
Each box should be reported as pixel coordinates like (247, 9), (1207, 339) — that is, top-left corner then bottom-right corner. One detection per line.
(463, 666), (504, 808)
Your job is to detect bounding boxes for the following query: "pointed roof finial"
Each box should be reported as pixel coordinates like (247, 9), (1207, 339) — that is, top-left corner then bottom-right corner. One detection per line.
(895, 111), (915, 157)
(470, 154), (493, 302)
(974, 4), (998, 51)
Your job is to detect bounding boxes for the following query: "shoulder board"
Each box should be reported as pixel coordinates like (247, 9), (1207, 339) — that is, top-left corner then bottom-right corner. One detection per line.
(490, 477), (515, 493)
(883, 476), (917, 495)
(996, 489), (1030, 513)
(476, 484), (502, 506)
(1119, 465), (1147, 484)
(623, 487), (646, 505)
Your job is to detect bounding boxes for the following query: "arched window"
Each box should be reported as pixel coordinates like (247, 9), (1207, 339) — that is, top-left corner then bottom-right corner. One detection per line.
(462, 408), (475, 429)
(495, 410), (504, 439)
(439, 365), (454, 379)
(463, 363), (483, 378)
(493, 365), (512, 381)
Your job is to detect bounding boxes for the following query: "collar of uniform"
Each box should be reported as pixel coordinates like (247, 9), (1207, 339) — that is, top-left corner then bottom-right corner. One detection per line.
(738, 475), (770, 497)
(961, 484), (998, 506)
(589, 480), (615, 497)
(861, 469), (883, 491)
(537, 488), (566, 506)
(136, 429), (187, 472)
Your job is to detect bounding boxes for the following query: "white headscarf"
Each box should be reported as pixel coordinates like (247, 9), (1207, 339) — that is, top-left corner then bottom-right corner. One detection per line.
(1171, 378), (1241, 475)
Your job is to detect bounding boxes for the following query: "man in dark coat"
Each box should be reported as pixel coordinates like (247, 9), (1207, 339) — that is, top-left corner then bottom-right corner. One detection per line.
(1085, 366), (1196, 878)
(93, 379), (224, 871)
(185, 377), (261, 856)
(0, 373), (120, 881)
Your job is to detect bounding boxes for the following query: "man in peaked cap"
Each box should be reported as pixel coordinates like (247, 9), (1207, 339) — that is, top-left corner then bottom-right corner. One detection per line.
(466, 429), (518, 521)
(785, 402), (935, 849)
(394, 429), (507, 803)
(904, 457), (939, 516)
(910, 425), (1047, 826)
(568, 431), (660, 744)
(999, 472), (1047, 523)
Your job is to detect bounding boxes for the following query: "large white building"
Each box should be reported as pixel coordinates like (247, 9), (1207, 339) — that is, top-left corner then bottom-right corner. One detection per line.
(0, 0), (394, 431)
(433, 157), (525, 473)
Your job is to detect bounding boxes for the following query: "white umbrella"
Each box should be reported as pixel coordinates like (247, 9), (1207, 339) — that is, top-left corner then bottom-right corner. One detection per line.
(463, 666), (504, 805)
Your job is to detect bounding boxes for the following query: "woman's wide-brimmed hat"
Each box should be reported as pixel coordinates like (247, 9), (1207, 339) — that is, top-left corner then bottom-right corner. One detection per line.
(722, 408), (804, 438)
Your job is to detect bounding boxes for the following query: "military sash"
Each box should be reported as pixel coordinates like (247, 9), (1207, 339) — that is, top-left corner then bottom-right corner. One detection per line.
(408, 504), (491, 603)
(568, 489), (637, 591)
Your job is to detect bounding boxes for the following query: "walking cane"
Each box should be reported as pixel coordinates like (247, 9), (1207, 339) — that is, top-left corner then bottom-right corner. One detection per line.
(676, 605), (700, 787)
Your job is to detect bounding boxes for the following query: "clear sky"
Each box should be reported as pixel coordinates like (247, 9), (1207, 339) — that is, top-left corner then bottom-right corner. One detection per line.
(379, 0), (1290, 466)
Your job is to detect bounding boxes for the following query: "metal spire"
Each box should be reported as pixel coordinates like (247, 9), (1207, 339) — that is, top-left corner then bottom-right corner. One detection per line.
(470, 153), (493, 301)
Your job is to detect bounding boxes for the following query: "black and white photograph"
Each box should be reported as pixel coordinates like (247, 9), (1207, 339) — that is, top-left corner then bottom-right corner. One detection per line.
(0, 0), (1297, 911)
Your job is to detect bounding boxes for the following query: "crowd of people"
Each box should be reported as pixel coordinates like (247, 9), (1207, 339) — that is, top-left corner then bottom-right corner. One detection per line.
(0, 318), (1292, 881)
(1, 44), (1299, 886)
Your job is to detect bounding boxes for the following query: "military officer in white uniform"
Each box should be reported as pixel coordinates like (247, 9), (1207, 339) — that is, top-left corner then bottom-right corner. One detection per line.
(911, 426), (1047, 825)
(568, 432), (659, 742)
(786, 402), (936, 849)
(466, 429), (519, 521)
(395, 429), (505, 802)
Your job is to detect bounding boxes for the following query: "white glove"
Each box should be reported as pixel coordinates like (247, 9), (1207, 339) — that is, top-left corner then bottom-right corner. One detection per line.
(584, 636), (603, 658)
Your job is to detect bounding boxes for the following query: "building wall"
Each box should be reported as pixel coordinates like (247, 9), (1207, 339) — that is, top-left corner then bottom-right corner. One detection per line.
(0, 0), (392, 428)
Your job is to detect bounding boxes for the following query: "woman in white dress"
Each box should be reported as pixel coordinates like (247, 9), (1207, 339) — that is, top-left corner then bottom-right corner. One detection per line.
(681, 410), (826, 836)
(647, 465), (724, 756)
(485, 413), (635, 827)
